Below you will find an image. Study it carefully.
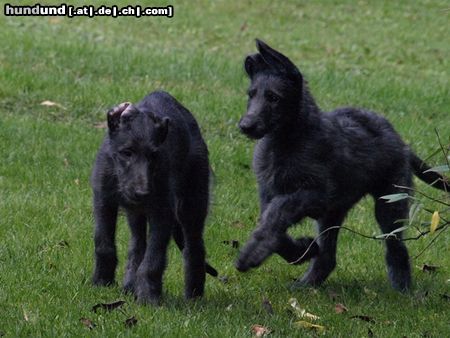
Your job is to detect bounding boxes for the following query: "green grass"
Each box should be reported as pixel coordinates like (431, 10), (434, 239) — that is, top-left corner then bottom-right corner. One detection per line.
(1, 0), (449, 336)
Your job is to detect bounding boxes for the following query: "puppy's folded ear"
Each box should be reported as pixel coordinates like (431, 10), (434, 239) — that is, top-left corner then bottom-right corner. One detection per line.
(244, 53), (268, 79)
(107, 102), (132, 133)
(256, 39), (302, 83)
(153, 116), (170, 146)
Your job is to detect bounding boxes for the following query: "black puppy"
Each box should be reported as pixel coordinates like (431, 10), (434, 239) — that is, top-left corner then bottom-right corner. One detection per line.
(91, 91), (217, 304)
(236, 39), (449, 291)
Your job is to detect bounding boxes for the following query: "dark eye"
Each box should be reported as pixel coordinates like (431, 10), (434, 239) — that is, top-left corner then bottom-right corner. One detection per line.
(248, 89), (256, 98)
(119, 149), (133, 158)
(266, 92), (280, 103)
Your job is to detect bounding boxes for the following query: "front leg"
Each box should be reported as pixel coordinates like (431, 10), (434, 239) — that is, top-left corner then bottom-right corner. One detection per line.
(123, 211), (147, 294)
(236, 189), (326, 272)
(135, 216), (172, 305)
(258, 185), (319, 265)
(92, 191), (119, 286)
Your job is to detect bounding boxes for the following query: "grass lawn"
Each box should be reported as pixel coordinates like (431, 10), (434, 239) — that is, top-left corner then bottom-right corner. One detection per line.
(1, 0), (449, 336)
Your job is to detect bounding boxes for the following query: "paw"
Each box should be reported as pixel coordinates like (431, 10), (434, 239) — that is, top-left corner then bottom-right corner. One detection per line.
(92, 272), (115, 287)
(122, 281), (135, 295)
(388, 267), (411, 292)
(185, 287), (204, 300)
(92, 278), (115, 287)
(291, 274), (324, 290)
(123, 269), (137, 294)
(134, 272), (163, 306)
(235, 235), (278, 272)
(291, 273), (327, 290)
(293, 259), (335, 288)
(135, 284), (162, 306)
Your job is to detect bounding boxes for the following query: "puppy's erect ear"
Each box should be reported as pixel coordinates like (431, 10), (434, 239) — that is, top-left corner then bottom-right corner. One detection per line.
(107, 102), (132, 132)
(153, 116), (170, 146)
(120, 104), (139, 122)
(244, 53), (268, 78)
(255, 39), (302, 82)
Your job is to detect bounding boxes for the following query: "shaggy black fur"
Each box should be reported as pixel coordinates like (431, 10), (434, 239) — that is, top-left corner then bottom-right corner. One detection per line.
(235, 39), (449, 291)
(91, 91), (217, 304)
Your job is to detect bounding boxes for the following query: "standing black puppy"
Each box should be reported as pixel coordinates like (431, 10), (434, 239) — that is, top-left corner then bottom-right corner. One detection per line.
(91, 91), (217, 305)
(235, 39), (449, 291)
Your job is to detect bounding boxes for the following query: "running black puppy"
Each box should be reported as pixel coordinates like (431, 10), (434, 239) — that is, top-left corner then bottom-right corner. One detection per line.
(235, 39), (449, 291)
(91, 91), (217, 304)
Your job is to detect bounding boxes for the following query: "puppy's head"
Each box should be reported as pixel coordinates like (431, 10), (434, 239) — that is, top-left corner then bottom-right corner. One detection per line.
(239, 39), (303, 139)
(107, 102), (170, 204)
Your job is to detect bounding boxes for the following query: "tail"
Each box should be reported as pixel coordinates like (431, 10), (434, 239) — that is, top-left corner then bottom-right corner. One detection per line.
(172, 224), (218, 277)
(410, 152), (449, 191)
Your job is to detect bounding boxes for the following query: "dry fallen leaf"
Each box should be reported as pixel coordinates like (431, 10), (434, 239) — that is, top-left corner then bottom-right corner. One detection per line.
(23, 309), (29, 322)
(262, 297), (274, 315)
(94, 122), (108, 129)
(294, 320), (325, 332)
(421, 264), (440, 273)
(328, 290), (339, 301)
(40, 100), (66, 110)
(289, 298), (320, 320)
(222, 240), (240, 248)
(124, 316), (138, 328)
(240, 21), (248, 32)
(218, 275), (229, 284)
(92, 300), (126, 313)
(335, 303), (348, 314)
(231, 220), (245, 228)
(56, 240), (69, 248)
(251, 324), (271, 336)
(414, 290), (429, 301)
(430, 211), (440, 234)
(350, 315), (375, 323)
(440, 294), (450, 301)
(49, 17), (62, 24)
(363, 287), (378, 299)
(80, 318), (96, 330)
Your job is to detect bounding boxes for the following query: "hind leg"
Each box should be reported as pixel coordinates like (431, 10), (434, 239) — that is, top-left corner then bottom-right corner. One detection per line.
(182, 225), (206, 299)
(173, 222), (218, 277)
(374, 189), (411, 291)
(123, 211), (147, 294)
(295, 210), (347, 288)
(179, 159), (210, 300)
(180, 210), (207, 300)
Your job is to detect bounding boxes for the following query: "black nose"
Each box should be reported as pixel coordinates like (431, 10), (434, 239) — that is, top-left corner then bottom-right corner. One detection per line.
(239, 118), (256, 135)
(134, 189), (150, 199)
